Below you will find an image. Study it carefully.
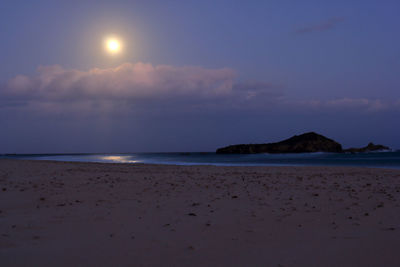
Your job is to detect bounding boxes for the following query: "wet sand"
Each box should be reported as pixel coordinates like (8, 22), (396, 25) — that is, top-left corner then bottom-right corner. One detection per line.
(1, 159), (400, 266)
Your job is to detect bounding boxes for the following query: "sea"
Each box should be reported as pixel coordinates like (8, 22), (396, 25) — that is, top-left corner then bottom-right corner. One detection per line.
(2, 151), (400, 169)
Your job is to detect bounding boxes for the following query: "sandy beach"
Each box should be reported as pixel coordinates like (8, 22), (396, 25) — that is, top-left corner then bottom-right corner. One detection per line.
(1, 159), (400, 266)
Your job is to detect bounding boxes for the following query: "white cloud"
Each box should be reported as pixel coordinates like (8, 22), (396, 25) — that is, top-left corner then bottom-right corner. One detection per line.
(5, 63), (236, 101)
(1, 63), (285, 115)
(1, 63), (398, 116)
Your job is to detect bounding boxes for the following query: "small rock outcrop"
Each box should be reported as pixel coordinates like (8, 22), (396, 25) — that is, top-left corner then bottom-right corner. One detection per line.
(216, 132), (343, 154)
(343, 143), (389, 153)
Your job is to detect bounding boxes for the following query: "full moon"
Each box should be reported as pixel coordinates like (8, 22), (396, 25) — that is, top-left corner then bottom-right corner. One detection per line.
(105, 38), (122, 54)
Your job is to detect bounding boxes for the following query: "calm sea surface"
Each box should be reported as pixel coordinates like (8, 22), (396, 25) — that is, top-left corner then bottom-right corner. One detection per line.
(2, 152), (400, 169)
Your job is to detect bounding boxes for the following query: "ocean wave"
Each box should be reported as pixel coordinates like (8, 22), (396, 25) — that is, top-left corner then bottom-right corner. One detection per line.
(2, 152), (400, 169)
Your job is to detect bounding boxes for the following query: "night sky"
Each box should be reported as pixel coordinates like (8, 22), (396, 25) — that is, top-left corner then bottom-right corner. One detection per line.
(1, 0), (399, 153)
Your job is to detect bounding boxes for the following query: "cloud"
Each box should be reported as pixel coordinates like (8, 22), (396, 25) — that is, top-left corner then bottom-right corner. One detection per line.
(2, 62), (398, 118)
(5, 63), (235, 100)
(233, 81), (283, 100)
(0, 63), (281, 115)
(326, 98), (387, 111)
(295, 17), (345, 34)
(289, 98), (396, 113)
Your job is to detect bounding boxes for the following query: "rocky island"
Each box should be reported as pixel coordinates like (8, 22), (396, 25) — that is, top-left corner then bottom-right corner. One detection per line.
(216, 132), (389, 154)
(343, 142), (390, 153)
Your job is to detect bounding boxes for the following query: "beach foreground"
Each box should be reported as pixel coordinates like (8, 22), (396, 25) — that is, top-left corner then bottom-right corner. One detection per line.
(1, 159), (400, 266)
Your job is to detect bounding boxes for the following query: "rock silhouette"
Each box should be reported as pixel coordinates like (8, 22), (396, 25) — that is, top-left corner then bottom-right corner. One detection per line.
(216, 132), (342, 154)
(343, 142), (390, 153)
(216, 132), (389, 154)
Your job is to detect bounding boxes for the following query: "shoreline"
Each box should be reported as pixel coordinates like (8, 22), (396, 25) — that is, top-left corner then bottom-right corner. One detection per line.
(2, 157), (400, 171)
(1, 159), (400, 266)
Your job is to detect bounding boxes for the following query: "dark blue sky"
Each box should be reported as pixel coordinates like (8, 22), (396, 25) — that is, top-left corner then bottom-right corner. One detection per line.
(1, 1), (399, 153)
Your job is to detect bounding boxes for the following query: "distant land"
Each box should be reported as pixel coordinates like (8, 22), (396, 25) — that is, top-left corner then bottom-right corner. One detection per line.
(343, 143), (390, 153)
(216, 132), (390, 154)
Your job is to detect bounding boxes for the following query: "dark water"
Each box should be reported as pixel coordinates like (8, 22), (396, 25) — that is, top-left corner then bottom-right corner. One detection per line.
(2, 151), (400, 169)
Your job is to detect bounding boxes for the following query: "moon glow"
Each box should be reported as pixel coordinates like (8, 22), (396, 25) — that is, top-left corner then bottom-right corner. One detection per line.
(105, 38), (122, 54)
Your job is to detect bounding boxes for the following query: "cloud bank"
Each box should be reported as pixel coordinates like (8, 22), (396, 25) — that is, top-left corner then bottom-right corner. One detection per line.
(1, 62), (398, 117)
(1, 63), (282, 115)
(6, 63), (235, 100)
